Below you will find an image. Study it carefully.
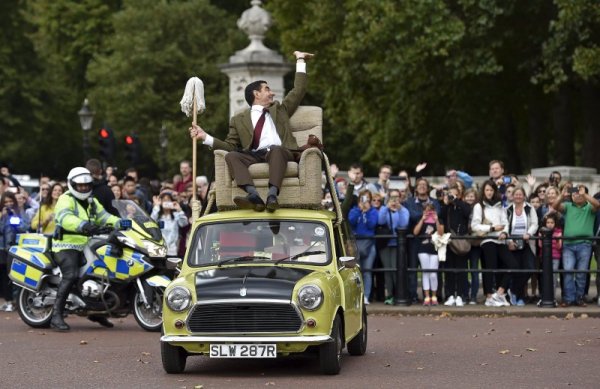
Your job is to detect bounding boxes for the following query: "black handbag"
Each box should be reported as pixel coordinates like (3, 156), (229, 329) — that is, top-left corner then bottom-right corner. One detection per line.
(375, 209), (393, 250)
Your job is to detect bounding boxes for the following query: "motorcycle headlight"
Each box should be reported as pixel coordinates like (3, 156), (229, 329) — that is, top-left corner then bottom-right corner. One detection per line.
(297, 284), (323, 311)
(142, 240), (167, 257)
(166, 286), (192, 312)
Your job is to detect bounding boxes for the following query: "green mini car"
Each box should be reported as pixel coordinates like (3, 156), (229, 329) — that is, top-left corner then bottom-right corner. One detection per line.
(160, 208), (367, 375)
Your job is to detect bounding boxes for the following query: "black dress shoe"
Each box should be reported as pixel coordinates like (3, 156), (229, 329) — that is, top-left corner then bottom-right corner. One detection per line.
(266, 195), (279, 212)
(234, 193), (265, 212)
(88, 315), (114, 328)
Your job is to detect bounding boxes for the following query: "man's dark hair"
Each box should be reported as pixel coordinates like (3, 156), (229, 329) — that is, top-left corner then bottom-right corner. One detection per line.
(244, 80), (267, 106)
(123, 176), (136, 185)
(349, 163), (363, 171)
(85, 158), (103, 176)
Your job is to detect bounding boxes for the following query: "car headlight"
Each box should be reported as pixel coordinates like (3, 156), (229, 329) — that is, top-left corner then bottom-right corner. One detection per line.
(142, 240), (167, 257)
(166, 286), (192, 312)
(297, 284), (323, 311)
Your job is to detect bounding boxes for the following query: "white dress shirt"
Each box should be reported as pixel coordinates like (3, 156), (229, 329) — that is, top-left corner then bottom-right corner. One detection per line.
(203, 61), (306, 148)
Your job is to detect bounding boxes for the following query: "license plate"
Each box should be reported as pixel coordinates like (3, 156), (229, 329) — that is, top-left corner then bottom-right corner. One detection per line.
(209, 344), (277, 358)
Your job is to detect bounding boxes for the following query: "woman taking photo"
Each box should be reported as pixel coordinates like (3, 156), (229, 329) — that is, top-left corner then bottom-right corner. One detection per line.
(471, 180), (520, 307)
(31, 183), (64, 234)
(348, 190), (378, 305)
(151, 192), (189, 256)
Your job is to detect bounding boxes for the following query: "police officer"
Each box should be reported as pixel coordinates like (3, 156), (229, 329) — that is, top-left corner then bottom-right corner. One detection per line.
(50, 167), (120, 331)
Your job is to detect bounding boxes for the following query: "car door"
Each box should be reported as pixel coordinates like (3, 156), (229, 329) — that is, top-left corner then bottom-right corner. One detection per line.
(334, 222), (361, 336)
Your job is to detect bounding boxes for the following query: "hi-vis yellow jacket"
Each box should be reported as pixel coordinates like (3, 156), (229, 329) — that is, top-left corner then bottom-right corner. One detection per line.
(52, 191), (119, 252)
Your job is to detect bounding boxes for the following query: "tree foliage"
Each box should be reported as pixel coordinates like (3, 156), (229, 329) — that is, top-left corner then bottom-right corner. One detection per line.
(1, 0), (600, 178)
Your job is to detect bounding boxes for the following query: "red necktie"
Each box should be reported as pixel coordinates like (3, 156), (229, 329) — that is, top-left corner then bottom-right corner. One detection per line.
(252, 108), (268, 150)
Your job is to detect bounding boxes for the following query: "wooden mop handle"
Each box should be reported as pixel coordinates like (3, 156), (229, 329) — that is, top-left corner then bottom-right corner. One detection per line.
(192, 93), (198, 202)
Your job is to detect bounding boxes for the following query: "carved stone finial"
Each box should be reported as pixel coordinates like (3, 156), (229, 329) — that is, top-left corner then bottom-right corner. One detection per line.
(236, 0), (276, 57)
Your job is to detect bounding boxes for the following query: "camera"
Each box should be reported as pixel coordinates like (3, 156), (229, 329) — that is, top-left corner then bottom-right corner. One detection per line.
(361, 195), (369, 203)
(447, 194), (456, 202)
(162, 201), (174, 209)
(569, 187), (579, 194)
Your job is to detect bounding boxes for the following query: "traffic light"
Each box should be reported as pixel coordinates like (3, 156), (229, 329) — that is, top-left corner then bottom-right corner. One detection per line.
(124, 134), (141, 165)
(98, 127), (115, 162)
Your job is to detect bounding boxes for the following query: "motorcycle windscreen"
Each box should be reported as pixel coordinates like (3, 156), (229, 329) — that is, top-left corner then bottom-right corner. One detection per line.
(111, 199), (163, 242)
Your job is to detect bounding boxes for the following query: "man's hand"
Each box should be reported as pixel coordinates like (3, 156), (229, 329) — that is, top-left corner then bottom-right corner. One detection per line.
(293, 51), (315, 60)
(189, 123), (207, 141)
(416, 162), (427, 173)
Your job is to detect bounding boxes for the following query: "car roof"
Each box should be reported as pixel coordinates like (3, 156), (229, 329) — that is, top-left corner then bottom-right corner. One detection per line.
(196, 208), (336, 225)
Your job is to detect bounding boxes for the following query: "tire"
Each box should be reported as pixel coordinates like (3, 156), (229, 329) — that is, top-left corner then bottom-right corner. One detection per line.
(161, 340), (187, 374)
(347, 306), (368, 356)
(319, 314), (343, 375)
(133, 288), (163, 332)
(16, 287), (53, 328)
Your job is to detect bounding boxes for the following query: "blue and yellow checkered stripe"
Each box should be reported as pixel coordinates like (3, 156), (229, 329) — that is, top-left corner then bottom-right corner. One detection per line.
(87, 246), (152, 281)
(10, 259), (43, 290)
(9, 247), (53, 270)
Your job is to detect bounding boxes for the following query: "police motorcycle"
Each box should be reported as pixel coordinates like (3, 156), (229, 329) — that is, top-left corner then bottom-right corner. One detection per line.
(8, 199), (170, 332)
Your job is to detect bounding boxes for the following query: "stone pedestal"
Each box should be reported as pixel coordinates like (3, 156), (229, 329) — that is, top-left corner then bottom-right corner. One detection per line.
(219, 0), (293, 117)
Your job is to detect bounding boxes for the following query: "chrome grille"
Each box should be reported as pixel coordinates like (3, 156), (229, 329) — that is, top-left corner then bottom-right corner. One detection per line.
(187, 302), (303, 333)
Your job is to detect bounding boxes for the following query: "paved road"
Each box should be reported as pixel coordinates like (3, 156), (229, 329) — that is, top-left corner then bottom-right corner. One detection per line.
(1, 311), (598, 388)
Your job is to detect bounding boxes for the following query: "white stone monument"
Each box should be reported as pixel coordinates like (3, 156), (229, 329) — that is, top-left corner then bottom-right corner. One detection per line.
(220, 0), (293, 117)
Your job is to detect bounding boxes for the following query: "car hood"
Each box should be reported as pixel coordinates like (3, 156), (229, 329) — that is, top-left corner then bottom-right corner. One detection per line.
(194, 266), (313, 301)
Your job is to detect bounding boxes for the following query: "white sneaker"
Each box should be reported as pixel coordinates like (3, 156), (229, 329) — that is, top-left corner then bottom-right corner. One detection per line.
(2, 302), (14, 312)
(364, 297), (370, 305)
(455, 296), (464, 307)
(444, 296), (456, 306)
(485, 297), (494, 307)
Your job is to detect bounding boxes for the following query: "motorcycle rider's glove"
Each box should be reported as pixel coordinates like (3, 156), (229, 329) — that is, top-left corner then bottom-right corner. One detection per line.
(81, 222), (101, 236)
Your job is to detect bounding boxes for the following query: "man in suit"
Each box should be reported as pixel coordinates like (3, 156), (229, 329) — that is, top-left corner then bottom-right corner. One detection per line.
(190, 50), (313, 212)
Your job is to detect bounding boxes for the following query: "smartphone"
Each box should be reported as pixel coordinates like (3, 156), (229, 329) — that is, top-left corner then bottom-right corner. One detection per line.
(162, 201), (174, 209)
(7, 187), (18, 193)
(361, 195), (369, 203)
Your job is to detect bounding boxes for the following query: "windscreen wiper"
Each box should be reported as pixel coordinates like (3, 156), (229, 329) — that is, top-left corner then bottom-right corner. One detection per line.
(217, 255), (271, 267)
(275, 250), (326, 265)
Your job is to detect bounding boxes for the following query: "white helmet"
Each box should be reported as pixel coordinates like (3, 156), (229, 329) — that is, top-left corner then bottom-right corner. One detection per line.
(67, 167), (93, 200)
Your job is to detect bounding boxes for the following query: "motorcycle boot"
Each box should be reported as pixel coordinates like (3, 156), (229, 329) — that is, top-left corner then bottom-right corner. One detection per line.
(51, 250), (80, 332)
(50, 280), (73, 331)
(88, 315), (114, 328)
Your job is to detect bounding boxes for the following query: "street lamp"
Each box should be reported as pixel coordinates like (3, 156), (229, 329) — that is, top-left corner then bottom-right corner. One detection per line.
(78, 98), (95, 161)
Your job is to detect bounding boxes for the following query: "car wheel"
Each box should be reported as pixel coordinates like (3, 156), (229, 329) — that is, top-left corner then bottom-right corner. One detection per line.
(347, 305), (367, 356)
(319, 314), (343, 375)
(161, 341), (187, 374)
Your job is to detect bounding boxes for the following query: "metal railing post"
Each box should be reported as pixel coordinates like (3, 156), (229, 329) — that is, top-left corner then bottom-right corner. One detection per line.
(394, 228), (410, 306)
(540, 227), (555, 308)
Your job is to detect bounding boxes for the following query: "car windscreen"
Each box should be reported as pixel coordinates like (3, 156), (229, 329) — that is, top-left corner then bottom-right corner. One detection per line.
(187, 220), (330, 267)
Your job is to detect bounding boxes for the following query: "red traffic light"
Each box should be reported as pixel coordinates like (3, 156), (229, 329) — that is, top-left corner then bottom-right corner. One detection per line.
(125, 135), (134, 145)
(99, 128), (110, 138)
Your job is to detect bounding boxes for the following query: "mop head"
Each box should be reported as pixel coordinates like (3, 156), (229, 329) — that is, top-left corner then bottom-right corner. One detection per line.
(180, 77), (206, 117)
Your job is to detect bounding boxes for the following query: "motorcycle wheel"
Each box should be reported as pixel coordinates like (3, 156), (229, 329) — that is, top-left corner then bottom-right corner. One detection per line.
(133, 288), (163, 332)
(17, 288), (53, 328)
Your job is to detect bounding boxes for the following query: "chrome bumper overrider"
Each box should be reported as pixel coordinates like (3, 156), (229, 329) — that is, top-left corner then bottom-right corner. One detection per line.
(160, 335), (332, 343)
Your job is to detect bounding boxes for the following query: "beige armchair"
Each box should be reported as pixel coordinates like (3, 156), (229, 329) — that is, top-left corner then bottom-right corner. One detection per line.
(214, 106), (324, 210)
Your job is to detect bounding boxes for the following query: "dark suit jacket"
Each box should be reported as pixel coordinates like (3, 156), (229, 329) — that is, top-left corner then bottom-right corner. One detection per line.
(211, 72), (307, 152)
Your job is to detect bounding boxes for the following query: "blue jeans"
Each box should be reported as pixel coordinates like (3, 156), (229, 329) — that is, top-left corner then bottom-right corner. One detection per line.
(562, 243), (592, 303)
(357, 239), (377, 300)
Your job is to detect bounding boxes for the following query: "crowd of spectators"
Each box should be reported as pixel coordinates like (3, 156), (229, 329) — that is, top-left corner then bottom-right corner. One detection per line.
(335, 160), (600, 308)
(1, 157), (600, 311)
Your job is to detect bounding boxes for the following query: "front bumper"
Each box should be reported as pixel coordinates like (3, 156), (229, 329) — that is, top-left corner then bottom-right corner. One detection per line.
(161, 335), (332, 343)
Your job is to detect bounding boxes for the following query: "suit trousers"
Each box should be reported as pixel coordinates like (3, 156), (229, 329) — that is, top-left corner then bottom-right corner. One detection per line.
(225, 146), (294, 191)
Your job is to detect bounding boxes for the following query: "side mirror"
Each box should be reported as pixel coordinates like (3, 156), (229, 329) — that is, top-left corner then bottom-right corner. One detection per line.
(339, 256), (357, 269)
(166, 257), (182, 270)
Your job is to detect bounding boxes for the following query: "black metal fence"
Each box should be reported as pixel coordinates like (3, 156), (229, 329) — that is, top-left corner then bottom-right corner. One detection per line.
(356, 229), (600, 308)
